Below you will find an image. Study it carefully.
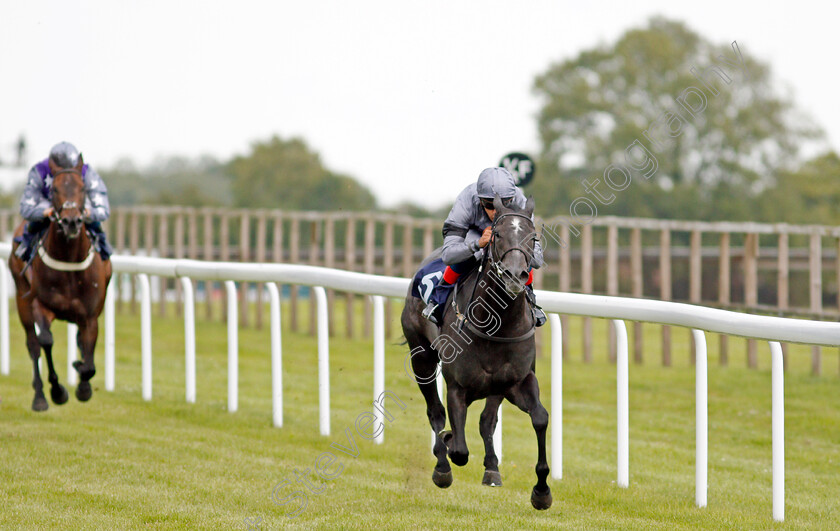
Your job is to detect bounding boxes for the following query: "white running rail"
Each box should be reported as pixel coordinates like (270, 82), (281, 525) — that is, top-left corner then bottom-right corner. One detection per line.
(1, 244), (838, 522)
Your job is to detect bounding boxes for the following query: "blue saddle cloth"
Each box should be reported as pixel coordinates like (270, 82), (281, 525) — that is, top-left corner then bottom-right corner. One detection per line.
(410, 258), (447, 304)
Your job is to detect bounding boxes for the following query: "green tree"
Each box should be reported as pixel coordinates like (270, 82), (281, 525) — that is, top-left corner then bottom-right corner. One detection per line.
(529, 17), (822, 222)
(101, 156), (231, 207)
(757, 151), (840, 225)
(226, 136), (376, 211)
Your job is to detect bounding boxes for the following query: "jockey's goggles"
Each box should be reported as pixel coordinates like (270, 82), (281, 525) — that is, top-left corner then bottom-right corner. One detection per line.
(480, 197), (514, 210)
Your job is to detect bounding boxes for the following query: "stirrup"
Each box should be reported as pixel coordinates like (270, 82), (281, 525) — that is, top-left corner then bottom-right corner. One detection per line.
(422, 302), (440, 324)
(533, 307), (546, 327)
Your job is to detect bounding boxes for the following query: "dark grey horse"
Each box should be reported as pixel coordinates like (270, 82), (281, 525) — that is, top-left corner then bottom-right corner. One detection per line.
(401, 195), (551, 510)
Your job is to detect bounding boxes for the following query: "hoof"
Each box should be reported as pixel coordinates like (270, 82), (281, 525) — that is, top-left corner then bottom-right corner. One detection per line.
(530, 487), (552, 510)
(32, 395), (49, 412)
(482, 470), (502, 487)
(438, 430), (453, 446)
(50, 384), (69, 405)
(432, 469), (453, 489)
(75, 381), (92, 402)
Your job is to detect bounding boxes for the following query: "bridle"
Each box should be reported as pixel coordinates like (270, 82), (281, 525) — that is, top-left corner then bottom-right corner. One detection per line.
(453, 211), (540, 343)
(48, 168), (84, 226)
(487, 212), (540, 281)
(34, 167), (95, 271)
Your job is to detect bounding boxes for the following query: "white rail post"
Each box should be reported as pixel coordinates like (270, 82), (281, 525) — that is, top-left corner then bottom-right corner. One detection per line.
(372, 295), (385, 444)
(267, 283), (283, 428)
(613, 319), (629, 488)
(67, 323), (78, 386)
(550, 313), (562, 480)
(0, 259), (10, 375)
(104, 278), (116, 392)
(225, 280), (238, 413)
(180, 277), (195, 403)
(693, 329), (708, 508)
(314, 286), (330, 436)
(770, 341), (785, 522)
(138, 274), (152, 401)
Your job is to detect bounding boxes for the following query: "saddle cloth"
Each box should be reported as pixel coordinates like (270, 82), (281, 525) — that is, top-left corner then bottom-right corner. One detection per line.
(410, 258), (447, 304)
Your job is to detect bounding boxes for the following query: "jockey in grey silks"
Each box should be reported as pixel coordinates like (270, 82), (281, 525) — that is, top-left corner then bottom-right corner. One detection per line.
(15, 142), (112, 262)
(422, 167), (546, 326)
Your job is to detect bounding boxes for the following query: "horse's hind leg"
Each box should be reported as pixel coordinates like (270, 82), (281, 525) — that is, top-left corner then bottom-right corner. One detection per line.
(505, 372), (552, 510)
(73, 319), (98, 402)
(480, 395), (503, 486)
(406, 337), (452, 488)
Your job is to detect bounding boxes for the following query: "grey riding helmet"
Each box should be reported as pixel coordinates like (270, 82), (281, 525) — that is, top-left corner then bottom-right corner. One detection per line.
(49, 141), (81, 169)
(476, 167), (517, 206)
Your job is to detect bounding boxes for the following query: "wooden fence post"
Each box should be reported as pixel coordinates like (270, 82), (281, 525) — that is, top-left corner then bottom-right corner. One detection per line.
(203, 209), (214, 320)
(256, 212), (267, 330)
(607, 223), (618, 363)
(689, 229), (702, 365)
(324, 215), (336, 337)
(174, 212), (184, 316)
(383, 220), (394, 339)
(719, 232), (731, 366)
(630, 227), (643, 364)
(309, 219), (320, 337)
(744, 232), (758, 368)
(158, 211), (168, 317)
(364, 216), (375, 338)
(560, 224), (570, 361)
(289, 215), (300, 333)
(345, 217), (356, 338)
(809, 232), (822, 375)
(115, 209), (126, 313)
(660, 228), (672, 367)
(777, 231), (789, 370)
(239, 211), (250, 327)
(130, 209), (140, 314)
(582, 224), (592, 364)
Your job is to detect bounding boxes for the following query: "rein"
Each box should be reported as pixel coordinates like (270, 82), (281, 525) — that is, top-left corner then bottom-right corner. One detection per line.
(452, 212), (538, 343)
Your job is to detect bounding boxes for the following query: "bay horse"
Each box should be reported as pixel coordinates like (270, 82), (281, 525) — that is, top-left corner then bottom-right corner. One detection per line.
(8, 156), (112, 411)
(401, 195), (551, 509)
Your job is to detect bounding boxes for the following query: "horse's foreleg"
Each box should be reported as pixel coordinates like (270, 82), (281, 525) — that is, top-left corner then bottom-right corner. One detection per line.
(73, 319), (98, 402)
(33, 307), (67, 406)
(15, 292), (48, 411)
(25, 325), (48, 412)
(444, 385), (469, 467)
(480, 395), (504, 486)
(506, 372), (551, 510)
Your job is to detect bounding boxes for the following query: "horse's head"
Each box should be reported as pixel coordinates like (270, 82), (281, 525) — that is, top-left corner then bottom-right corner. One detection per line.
(487, 194), (539, 297)
(48, 156), (86, 239)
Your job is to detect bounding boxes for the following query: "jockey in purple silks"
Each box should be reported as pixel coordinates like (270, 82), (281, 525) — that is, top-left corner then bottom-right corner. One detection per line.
(421, 167), (546, 327)
(15, 141), (112, 262)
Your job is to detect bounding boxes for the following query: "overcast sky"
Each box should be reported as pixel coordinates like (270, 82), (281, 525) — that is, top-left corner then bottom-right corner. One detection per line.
(1, 1), (837, 208)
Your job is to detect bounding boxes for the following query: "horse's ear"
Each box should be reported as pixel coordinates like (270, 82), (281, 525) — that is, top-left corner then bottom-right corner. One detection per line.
(524, 196), (535, 216)
(48, 158), (60, 176)
(492, 193), (508, 212)
(75, 153), (84, 171)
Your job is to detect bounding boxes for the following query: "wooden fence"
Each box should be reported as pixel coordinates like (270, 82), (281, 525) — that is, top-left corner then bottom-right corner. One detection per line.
(2, 207), (838, 374)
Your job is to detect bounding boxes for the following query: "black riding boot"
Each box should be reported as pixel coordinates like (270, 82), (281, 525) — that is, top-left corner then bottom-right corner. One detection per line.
(525, 284), (546, 327)
(86, 221), (113, 260)
(422, 280), (456, 325)
(14, 219), (50, 262)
